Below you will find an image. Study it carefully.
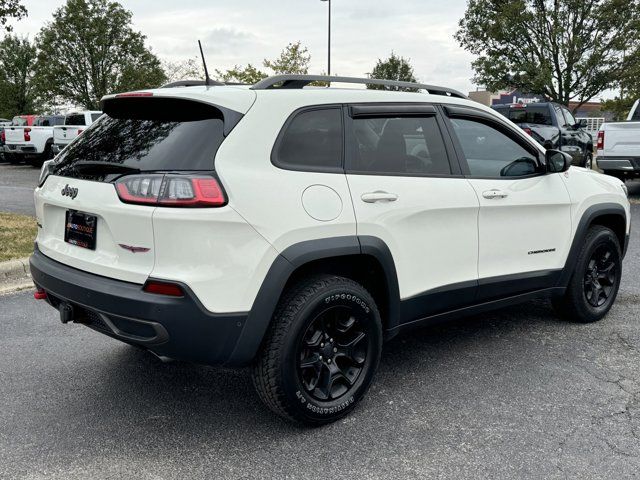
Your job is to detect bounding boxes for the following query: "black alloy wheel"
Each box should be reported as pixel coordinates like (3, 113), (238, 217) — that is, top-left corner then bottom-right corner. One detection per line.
(298, 305), (369, 402)
(583, 244), (617, 307)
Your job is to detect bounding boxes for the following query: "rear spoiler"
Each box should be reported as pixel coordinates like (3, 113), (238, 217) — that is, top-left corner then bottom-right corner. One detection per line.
(100, 95), (243, 136)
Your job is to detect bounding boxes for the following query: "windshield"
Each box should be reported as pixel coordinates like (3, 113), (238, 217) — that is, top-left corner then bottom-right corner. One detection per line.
(53, 98), (232, 181)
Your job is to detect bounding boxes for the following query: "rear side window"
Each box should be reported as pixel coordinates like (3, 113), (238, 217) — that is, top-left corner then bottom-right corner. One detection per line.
(273, 108), (343, 172)
(53, 98), (232, 180)
(65, 114), (86, 126)
(349, 116), (450, 176)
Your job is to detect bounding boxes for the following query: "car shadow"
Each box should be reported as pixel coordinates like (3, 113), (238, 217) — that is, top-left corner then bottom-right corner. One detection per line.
(52, 298), (564, 440)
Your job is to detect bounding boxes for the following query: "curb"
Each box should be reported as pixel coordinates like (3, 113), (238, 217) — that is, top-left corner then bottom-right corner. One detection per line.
(0, 257), (33, 294)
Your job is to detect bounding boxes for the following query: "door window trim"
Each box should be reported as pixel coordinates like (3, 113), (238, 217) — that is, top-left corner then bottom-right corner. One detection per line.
(344, 103), (463, 178)
(270, 104), (345, 174)
(441, 104), (546, 180)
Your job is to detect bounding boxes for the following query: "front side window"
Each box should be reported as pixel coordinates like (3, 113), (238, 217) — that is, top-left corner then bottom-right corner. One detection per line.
(273, 108), (343, 171)
(349, 115), (450, 176)
(450, 118), (540, 178)
(562, 108), (577, 127)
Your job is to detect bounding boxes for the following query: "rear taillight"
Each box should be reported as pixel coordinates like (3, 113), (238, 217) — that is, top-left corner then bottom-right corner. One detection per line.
(522, 127), (533, 136)
(0, 130), (5, 142)
(143, 280), (184, 297)
(24, 127), (31, 141)
(77, 129), (83, 136)
(597, 130), (605, 150)
(114, 174), (226, 208)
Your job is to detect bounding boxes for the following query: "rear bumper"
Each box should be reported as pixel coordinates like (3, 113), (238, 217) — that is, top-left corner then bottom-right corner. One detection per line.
(30, 247), (249, 366)
(597, 157), (640, 173)
(5, 143), (38, 154)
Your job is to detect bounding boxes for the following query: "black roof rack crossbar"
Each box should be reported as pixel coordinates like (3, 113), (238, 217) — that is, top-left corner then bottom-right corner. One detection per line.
(250, 75), (467, 99)
(162, 79), (224, 88)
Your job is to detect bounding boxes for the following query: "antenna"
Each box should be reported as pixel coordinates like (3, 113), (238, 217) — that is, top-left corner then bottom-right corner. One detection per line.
(198, 40), (212, 86)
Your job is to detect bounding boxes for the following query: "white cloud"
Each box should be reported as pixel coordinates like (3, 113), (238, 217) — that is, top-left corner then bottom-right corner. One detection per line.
(9, 0), (477, 94)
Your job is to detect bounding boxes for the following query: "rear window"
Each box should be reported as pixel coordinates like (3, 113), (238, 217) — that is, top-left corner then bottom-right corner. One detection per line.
(495, 106), (552, 126)
(65, 114), (86, 126)
(53, 98), (233, 180)
(35, 116), (65, 126)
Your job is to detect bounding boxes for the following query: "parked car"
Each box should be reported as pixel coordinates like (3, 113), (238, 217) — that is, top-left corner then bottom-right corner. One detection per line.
(52, 111), (102, 154)
(4, 114), (65, 167)
(30, 75), (630, 425)
(596, 99), (640, 181)
(3, 115), (38, 164)
(492, 102), (594, 169)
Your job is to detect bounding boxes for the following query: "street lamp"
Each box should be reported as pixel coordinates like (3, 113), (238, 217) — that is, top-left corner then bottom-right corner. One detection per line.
(320, 0), (331, 77)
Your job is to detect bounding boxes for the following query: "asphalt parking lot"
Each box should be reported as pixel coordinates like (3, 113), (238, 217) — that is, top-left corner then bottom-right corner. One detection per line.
(0, 160), (39, 216)
(0, 162), (639, 479)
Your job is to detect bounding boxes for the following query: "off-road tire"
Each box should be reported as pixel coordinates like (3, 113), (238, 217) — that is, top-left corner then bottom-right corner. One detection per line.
(553, 226), (622, 323)
(252, 274), (382, 426)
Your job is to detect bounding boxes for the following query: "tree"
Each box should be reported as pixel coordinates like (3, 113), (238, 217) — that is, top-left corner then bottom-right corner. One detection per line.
(456, 0), (640, 111)
(215, 41), (312, 84)
(263, 41), (311, 75)
(163, 57), (204, 83)
(0, 35), (40, 117)
(0, 0), (26, 32)
(367, 52), (418, 91)
(34, 0), (166, 110)
(215, 63), (267, 84)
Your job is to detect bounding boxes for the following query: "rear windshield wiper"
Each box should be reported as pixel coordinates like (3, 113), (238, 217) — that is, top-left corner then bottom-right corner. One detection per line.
(69, 161), (141, 175)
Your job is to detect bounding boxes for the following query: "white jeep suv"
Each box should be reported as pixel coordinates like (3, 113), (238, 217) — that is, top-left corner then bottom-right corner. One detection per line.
(30, 75), (631, 425)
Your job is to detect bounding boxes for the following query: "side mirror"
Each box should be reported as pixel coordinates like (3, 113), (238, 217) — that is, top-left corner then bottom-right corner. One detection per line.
(574, 119), (588, 129)
(546, 150), (572, 173)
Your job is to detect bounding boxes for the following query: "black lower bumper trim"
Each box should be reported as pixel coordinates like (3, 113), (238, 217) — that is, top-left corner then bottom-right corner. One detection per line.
(30, 247), (248, 366)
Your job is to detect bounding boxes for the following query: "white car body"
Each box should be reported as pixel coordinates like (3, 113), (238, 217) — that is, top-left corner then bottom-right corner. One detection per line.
(597, 99), (640, 179)
(31, 78), (631, 367)
(52, 111), (102, 154)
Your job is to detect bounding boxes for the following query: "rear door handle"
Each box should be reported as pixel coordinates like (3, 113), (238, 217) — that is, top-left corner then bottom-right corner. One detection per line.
(482, 189), (509, 199)
(361, 191), (398, 203)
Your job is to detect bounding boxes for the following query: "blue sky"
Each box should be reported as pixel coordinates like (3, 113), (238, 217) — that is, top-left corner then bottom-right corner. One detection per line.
(10, 0), (478, 94)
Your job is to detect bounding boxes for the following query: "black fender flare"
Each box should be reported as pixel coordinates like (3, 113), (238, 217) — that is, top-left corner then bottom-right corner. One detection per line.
(225, 235), (400, 366)
(557, 203), (628, 287)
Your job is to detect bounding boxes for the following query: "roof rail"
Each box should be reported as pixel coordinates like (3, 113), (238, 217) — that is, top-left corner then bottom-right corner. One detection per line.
(250, 75), (467, 99)
(161, 79), (224, 88)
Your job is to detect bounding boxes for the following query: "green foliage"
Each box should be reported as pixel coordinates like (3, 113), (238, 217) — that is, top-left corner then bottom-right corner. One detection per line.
(215, 63), (267, 84)
(601, 97), (636, 121)
(367, 52), (418, 91)
(0, 34), (40, 118)
(0, 0), (26, 32)
(215, 41), (311, 84)
(456, 0), (640, 110)
(263, 41), (311, 75)
(34, 0), (166, 110)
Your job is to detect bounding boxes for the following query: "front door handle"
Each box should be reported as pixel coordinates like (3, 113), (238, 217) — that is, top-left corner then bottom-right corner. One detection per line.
(482, 189), (509, 199)
(361, 191), (398, 203)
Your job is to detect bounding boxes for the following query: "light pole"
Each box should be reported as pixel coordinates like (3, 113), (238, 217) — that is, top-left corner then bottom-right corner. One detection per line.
(320, 0), (331, 77)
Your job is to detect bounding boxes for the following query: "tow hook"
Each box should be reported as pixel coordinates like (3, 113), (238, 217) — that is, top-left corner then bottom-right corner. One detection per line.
(59, 303), (74, 324)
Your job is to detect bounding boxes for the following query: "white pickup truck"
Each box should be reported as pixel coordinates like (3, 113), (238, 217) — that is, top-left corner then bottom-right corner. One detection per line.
(4, 115), (65, 167)
(52, 111), (102, 155)
(597, 99), (640, 181)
